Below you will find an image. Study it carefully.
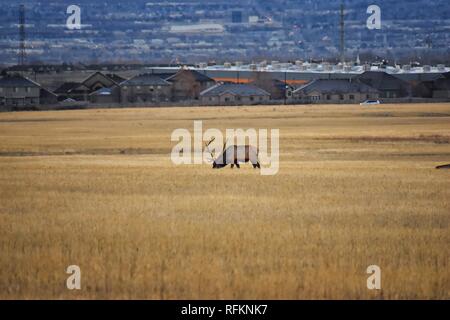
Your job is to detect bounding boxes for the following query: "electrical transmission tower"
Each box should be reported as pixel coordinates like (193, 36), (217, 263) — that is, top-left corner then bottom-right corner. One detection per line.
(18, 4), (26, 66)
(340, 2), (345, 64)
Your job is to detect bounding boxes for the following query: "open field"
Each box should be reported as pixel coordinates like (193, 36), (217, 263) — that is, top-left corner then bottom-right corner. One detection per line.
(0, 103), (449, 299)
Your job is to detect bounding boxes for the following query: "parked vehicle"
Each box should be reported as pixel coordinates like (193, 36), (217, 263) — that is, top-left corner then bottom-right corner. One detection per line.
(360, 100), (381, 105)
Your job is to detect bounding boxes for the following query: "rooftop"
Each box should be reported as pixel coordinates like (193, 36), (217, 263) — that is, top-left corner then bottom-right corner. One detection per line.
(293, 79), (378, 94)
(166, 69), (216, 83)
(120, 74), (171, 86)
(201, 83), (270, 97)
(0, 75), (41, 88)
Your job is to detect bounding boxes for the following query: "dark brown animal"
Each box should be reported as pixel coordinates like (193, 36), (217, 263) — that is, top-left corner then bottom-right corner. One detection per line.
(436, 164), (450, 170)
(205, 137), (260, 169)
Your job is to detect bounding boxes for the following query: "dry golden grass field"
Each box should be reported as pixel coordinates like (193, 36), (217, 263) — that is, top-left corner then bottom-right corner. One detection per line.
(0, 103), (449, 300)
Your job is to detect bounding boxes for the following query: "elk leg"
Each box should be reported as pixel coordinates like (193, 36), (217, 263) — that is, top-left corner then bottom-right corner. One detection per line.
(231, 164), (234, 169)
(235, 161), (240, 169)
(253, 162), (261, 169)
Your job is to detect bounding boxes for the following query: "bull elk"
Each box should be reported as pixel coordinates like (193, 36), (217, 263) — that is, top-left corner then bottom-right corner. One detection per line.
(205, 137), (261, 169)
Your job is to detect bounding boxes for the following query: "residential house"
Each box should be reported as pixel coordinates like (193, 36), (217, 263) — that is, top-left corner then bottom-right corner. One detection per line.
(55, 72), (124, 102)
(166, 68), (216, 101)
(54, 82), (91, 101)
(250, 75), (292, 100)
(0, 75), (41, 109)
(200, 83), (271, 105)
(430, 72), (450, 99)
(353, 71), (412, 99)
(120, 74), (172, 104)
(291, 79), (379, 104)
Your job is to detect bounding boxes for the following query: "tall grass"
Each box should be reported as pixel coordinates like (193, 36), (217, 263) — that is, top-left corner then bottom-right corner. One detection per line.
(0, 104), (449, 299)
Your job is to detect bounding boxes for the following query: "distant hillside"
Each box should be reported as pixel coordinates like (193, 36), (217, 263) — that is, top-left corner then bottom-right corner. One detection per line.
(0, 0), (449, 65)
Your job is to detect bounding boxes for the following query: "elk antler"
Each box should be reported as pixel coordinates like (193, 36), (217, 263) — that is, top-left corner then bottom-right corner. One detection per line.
(205, 137), (216, 162)
(205, 137), (215, 147)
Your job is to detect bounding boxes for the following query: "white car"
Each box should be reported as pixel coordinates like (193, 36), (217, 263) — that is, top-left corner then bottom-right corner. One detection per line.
(360, 100), (381, 105)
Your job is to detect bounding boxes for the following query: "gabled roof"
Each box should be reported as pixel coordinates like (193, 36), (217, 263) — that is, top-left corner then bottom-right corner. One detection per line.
(200, 83), (270, 97)
(0, 75), (41, 88)
(293, 79), (378, 95)
(105, 73), (126, 84)
(120, 74), (171, 86)
(353, 71), (410, 91)
(54, 82), (80, 94)
(54, 82), (90, 94)
(158, 73), (177, 80)
(166, 69), (215, 83)
(80, 71), (119, 86)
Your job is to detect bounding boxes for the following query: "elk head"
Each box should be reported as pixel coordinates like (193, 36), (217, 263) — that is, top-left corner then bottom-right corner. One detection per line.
(205, 137), (227, 169)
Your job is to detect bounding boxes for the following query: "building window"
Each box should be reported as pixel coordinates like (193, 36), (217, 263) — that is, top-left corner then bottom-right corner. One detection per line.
(26, 87), (32, 93)
(157, 86), (161, 89)
(0, 87), (3, 93)
(339, 94), (344, 100)
(136, 86), (141, 90)
(326, 95), (331, 100)
(14, 87), (19, 93)
(250, 97), (254, 101)
(123, 86), (128, 90)
(349, 95), (355, 100)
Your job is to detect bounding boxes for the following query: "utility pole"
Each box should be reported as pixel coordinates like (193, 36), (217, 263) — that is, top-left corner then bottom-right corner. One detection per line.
(18, 4), (26, 66)
(340, 2), (345, 64)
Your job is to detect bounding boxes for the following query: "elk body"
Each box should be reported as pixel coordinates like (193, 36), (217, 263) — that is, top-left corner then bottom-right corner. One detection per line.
(205, 138), (261, 169)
